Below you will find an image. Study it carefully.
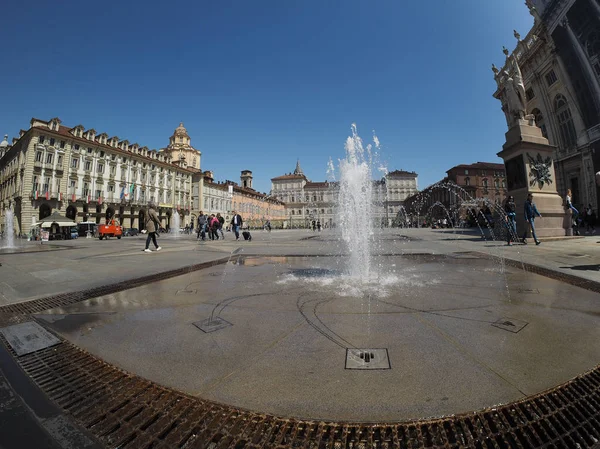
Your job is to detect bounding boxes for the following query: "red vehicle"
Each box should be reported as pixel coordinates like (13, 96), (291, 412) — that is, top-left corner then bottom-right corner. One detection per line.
(97, 218), (123, 240)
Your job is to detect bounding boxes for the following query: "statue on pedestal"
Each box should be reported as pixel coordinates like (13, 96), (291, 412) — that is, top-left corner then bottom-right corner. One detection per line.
(500, 54), (528, 126)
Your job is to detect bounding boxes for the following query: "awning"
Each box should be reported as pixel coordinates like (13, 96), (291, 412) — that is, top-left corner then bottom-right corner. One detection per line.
(34, 211), (76, 228)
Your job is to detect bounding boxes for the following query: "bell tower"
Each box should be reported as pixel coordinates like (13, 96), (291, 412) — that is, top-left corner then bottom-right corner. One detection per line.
(240, 170), (253, 189)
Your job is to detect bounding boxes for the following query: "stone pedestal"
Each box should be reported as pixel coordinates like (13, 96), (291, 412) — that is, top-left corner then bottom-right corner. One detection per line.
(497, 119), (567, 238)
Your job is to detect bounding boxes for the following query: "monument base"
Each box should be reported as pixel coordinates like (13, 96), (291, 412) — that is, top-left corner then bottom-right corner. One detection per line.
(498, 119), (568, 238)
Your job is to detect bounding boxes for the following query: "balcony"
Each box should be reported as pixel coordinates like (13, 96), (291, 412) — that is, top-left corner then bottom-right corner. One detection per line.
(55, 164), (64, 174)
(43, 162), (54, 170)
(588, 124), (600, 143)
(33, 161), (42, 170)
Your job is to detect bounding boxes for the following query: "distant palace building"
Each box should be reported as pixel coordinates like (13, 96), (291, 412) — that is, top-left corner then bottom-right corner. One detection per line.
(270, 161), (418, 227)
(492, 0), (600, 210)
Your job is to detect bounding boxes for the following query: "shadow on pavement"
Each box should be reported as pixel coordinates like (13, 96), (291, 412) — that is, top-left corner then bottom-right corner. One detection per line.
(560, 264), (600, 271)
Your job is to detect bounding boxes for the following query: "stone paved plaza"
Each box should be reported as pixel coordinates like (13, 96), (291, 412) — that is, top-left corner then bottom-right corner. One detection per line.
(1, 229), (600, 447)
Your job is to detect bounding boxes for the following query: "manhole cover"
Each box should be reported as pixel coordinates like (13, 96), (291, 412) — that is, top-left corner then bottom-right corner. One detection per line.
(0, 321), (61, 356)
(491, 317), (528, 333)
(516, 287), (540, 294)
(345, 348), (390, 370)
(193, 317), (233, 333)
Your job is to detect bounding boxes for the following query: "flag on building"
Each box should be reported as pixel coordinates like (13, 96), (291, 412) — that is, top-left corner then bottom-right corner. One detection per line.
(34, 191), (38, 200)
(86, 195), (90, 204)
(45, 191), (49, 200)
(120, 186), (125, 200)
(59, 193), (63, 202)
(71, 193), (76, 203)
(98, 196), (103, 205)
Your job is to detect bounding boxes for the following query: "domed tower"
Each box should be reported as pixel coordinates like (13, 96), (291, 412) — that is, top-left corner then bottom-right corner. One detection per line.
(0, 134), (9, 159)
(161, 123), (202, 170)
(240, 170), (253, 189)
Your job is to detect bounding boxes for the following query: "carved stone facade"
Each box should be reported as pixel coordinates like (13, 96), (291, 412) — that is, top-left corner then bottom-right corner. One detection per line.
(159, 122), (201, 170)
(493, 0), (600, 211)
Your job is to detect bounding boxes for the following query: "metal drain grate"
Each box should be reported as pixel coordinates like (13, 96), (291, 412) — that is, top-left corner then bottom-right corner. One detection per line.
(492, 317), (529, 333)
(193, 317), (233, 333)
(345, 348), (391, 370)
(517, 288), (541, 294)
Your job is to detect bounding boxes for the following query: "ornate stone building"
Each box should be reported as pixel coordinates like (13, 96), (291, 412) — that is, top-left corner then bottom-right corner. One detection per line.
(493, 0), (600, 211)
(0, 117), (195, 236)
(159, 122), (201, 170)
(270, 161), (418, 227)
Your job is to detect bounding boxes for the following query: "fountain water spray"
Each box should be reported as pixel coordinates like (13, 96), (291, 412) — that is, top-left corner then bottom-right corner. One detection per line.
(338, 124), (375, 279)
(171, 209), (181, 237)
(3, 207), (15, 248)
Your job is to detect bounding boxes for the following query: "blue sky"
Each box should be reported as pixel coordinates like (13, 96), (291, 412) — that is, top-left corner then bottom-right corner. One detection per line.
(0, 1), (533, 194)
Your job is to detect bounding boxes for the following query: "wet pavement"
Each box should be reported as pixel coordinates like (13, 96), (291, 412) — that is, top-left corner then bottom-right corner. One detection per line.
(24, 231), (600, 422)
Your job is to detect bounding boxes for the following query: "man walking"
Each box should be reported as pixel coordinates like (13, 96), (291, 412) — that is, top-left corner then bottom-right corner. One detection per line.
(197, 212), (207, 241)
(230, 211), (243, 240)
(504, 195), (517, 245)
(217, 213), (225, 239)
(144, 202), (162, 252)
(522, 193), (542, 245)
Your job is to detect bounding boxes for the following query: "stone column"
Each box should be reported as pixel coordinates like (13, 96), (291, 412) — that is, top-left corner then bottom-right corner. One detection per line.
(562, 19), (600, 111)
(588, 0), (600, 22)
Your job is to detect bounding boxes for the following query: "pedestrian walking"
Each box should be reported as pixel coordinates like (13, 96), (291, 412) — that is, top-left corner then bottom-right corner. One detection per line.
(230, 211), (243, 240)
(143, 202), (162, 252)
(217, 213), (225, 239)
(504, 195), (517, 245)
(209, 214), (220, 240)
(197, 212), (207, 241)
(585, 204), (596, 233)
(316, 220), (321, 232)
(522, 193), (542, 245)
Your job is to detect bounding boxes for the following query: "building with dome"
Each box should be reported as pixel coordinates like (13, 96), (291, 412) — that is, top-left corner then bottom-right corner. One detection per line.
(159, 122), (201, 170)
(0, 117), (197, 237)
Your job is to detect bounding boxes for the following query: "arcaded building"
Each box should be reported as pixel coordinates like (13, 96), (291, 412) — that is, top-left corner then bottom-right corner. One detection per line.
(0, 118), (196, 235)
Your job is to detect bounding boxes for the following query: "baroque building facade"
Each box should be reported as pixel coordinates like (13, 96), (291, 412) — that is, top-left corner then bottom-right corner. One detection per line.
(493, 0), (600, 211)
(191, 170), (286, 229)
(270, 161), (418, 227)
(0, 118), (195, 235)
(159, 122), (201, 170)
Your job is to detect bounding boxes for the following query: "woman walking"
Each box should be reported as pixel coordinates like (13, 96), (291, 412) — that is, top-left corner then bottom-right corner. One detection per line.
(504, 195), (517, 246)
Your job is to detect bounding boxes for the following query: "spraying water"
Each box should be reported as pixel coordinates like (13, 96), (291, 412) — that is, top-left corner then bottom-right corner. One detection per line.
(171, 209), (181, 237)
(3, 207), (15, 248)
(338, 124), (375, 278)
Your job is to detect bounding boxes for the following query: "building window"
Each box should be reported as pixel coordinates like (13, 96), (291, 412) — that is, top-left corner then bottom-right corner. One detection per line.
(46, 153), (53, 164)
(50, 138), (55, 146)
(35, 151), (43, 162)
(481, 170), (486, 176)
(97, 163), (104, 173)
(87, 147), (93, 154)
(85, 161), (92, 171)
(108, 185), (114, 192)
(531, 108), (548, 139)
(179, 137), (183, 143)
(464, 169), (469, 175)
(71, 158), (78, 169)
(83, 183), (90, 196)
(39, 136), (45, 144)
(57, 155), (63, 166)
(60, 141), (65, 149)
(43, 177), (50, 193)
(465, 177), (470, 186)
(70, 180), (76, 189)
(545, 70), (558, 86)
(494, 179), (499, 188)
(74, 144), (79, 151)
(555, 94), (577, 149)
(291, 210), (295, 215)
(526, 87), (535, 101)
(95, 190), (101, 199)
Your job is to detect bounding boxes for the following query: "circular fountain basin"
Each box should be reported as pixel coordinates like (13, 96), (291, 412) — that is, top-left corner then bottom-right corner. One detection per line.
(36, 254), (600, 422)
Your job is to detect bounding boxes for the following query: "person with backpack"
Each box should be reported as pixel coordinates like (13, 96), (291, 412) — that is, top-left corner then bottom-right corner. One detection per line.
(209, 214), (220, 240)
(217, 213), (225, 239)
(143, 202), (162, 253)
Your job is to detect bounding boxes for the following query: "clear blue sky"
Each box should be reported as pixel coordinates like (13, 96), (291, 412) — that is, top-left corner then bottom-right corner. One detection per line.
(0, 1), (532, 194)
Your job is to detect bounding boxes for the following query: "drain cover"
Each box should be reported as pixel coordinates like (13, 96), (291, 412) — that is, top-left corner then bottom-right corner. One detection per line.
(176, 289), (197, 295)
(193, 317), (233, 333)
(0, 321), (60, 356)
(492, 317), (528, 333)
(516, 287), (540, 294)
(345, 348), (390, 370)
